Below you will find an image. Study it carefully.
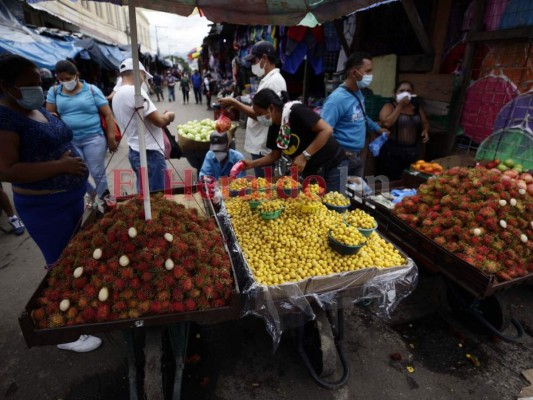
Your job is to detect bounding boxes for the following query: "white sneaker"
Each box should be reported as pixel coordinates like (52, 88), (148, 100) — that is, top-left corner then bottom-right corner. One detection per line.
(57, 335), (102, 352)
(8, 215), (25, 236)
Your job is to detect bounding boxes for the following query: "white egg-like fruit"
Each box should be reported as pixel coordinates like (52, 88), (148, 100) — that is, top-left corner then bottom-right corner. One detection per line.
(119, 255), (130, 267)
(498, 199), (507, 207)
(98, 287), (109, 302)
(73, 266), (84, 278)
(128, 227), (137, 238)
(164, 233), (174, 243)
(519, 188), (526, 195)
(521, 234), (528, 243)
(164, 258), (175, 271)
(473, 228), (482, 236)
(510, 198), (517, 206)
(93, 248), (102, 260)
(59, 299), (70, 312)
(499, 220), (507, 229)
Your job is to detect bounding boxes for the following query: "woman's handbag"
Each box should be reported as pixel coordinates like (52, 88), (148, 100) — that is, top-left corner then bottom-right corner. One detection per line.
(89, 85), (122, 143)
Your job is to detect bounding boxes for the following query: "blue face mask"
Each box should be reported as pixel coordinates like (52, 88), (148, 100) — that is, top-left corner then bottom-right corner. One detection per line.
(11, 85), (45, 110)
(257, 113), (272, 127)
(357, 74), (373, 89)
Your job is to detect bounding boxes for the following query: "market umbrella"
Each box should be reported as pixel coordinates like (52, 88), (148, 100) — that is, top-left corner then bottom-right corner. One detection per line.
(494, 93), (533, 133)
(27, 0), (395, 218)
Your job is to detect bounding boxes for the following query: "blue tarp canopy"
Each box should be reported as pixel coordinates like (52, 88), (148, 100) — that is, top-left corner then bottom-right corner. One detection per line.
(75, 38), (130, 71)
(0, 26), (83, 70)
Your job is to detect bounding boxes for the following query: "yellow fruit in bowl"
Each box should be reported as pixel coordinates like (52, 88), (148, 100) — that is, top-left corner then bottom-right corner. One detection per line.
(322, 191), (350, 207)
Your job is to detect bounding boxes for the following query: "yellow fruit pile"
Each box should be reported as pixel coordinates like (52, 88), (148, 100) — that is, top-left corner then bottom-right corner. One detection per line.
(304, 183), (325, 196)
(224, 197), (406, 286)
(345, 209), (377, 229)
(229, 178), (250, 191)
(257, 199), (284, 213)
(330, 224), (366, 246)
(323, 191), (350, 207)
(276, 176), (301, 190)
(252, 177), (270, 189)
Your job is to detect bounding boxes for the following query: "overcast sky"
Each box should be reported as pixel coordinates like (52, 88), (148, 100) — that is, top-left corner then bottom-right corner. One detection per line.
(141, 10), (212, 57)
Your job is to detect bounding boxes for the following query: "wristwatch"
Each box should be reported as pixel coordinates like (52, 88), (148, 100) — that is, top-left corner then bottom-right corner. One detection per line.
(302, 150), (312, 161)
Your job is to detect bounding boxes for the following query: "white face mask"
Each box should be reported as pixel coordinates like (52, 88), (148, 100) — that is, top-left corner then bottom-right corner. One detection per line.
(10, 85), (44, 110)
(257, 113), (272, 127)
(251, 59), (266, 78)
(396, 92), (412, 102)
(357, 74), (373, 89)
(62, 79), (77, 92)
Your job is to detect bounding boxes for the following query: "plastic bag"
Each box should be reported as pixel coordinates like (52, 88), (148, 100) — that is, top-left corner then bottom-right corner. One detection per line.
(369, 132), (389, 157)
(215, 112), (232, 133)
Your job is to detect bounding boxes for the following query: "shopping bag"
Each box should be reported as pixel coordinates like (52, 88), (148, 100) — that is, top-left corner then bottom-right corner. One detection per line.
(163, 127), (182, 159)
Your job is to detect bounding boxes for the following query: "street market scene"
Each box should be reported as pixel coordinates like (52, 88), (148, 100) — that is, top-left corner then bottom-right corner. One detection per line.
(0, 0), (533, 399)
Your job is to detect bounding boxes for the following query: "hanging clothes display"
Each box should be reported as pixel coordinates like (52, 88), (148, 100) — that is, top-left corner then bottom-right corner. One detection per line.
(282, 26), (325, 75)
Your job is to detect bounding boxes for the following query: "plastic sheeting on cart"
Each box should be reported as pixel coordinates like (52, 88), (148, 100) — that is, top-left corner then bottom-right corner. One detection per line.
(216, 203), (418, 348)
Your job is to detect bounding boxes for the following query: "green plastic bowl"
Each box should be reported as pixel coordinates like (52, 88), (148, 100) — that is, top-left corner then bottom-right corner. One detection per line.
(328, 230), (365, 255)
(260, 208), (282, 220)
(249, 199), (264, 210)
(324, 202), (350, 213)
(358, 224), (378, 238)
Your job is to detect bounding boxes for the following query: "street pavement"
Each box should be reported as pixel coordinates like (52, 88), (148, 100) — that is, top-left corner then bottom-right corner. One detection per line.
(1, 94), (532, 400)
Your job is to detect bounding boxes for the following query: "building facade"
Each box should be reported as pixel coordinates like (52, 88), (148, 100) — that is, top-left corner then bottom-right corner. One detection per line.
(24, 1), (154, 53)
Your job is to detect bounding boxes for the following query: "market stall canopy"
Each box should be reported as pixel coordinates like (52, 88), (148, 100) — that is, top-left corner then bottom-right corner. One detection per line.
(27, 0), (397, 27)
(75, 38), (131, 71)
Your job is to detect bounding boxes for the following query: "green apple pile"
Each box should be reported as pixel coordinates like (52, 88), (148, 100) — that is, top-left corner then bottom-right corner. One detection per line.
(177, 119), (217, 142)
(485, 158), (528, 174)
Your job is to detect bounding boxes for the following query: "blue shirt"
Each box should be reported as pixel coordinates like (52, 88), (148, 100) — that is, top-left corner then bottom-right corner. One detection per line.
(199, 149), (245, 180)
(46, 81), (108, 140)
(321, 85), (381, 152)
(191, 73), (202, 89)
(0, 106), (88, 191)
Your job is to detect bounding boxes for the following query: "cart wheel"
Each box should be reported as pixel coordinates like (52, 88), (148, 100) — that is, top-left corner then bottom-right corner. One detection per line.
(301, 309), (337, 378)
(446, 284), (511, 334)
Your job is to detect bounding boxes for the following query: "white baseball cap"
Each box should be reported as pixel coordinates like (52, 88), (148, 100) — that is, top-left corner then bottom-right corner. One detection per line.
(119, 58), (153, 79)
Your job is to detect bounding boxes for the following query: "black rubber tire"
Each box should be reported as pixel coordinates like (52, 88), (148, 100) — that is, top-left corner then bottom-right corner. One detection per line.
(446, 284), (511, 334)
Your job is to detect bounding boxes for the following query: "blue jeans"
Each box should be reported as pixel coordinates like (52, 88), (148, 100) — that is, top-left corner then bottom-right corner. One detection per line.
(128, 148), (167, 193)
(324, 159), (349, 194)
(14, 186), (85, 267)
(168, 86), (175, 102)
(342, 148), (364, 177)
(72, 134), (108, 198)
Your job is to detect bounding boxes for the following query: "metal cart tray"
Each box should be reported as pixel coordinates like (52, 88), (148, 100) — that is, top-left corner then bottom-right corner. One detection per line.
(363, 196), (533, 299)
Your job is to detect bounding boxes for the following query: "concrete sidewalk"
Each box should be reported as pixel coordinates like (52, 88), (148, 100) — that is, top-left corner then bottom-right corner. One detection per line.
(1, 96), (532, 400)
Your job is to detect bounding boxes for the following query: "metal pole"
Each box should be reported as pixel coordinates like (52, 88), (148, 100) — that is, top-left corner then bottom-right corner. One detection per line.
(128, 0), (152, 220)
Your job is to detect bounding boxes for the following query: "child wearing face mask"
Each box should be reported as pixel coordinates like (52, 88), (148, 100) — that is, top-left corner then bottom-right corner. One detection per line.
(378, 80), (430, 181)
(46, 60), (117, 202)
(218, 41), (287, 178)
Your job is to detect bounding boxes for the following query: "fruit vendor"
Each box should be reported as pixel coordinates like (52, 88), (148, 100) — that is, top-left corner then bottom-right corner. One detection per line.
(241, 88), (348, 193)
(321, 52), (389, 177)
(199, 131), (246, 181)
(378, 81), (430, 180)
(0, 54), (101, 352)
(219, 41), (287, 178)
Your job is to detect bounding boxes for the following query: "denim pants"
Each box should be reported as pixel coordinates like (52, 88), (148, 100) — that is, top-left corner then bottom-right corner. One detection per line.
(324, 159), (349, 193)
(128, 148), (168, 193)
(342, 148), (364, 177)
(193, 87), (202, 104)
(14, 186), (85, 267)
(72, 134), (108, 198)
(168, 86), (175, 101)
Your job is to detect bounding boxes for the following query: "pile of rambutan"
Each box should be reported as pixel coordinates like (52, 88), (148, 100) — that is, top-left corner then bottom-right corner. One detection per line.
(394, 166), (533, 281)
(31, 196), (234, 329)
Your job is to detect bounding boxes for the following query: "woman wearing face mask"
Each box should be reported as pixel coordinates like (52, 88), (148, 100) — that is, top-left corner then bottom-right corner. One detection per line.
(219, 41), (287, 178)
(0, 54), (102, 352)
(241, 89), (348, 193)
(321, 52), (388, 178)
(378, 81), (430, 181)
(46, 60), (117, 201)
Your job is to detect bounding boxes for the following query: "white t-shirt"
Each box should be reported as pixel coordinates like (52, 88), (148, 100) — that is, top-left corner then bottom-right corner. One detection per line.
(112, 85), (164, 154)
(245, 68), (287, 155)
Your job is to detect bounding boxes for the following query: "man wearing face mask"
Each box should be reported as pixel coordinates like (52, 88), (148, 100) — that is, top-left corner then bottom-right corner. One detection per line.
(112, 58), (175, 193)
(321, 52), (388, 177)
(199, 131), (245, 181)
(218, 41), (287, 178)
